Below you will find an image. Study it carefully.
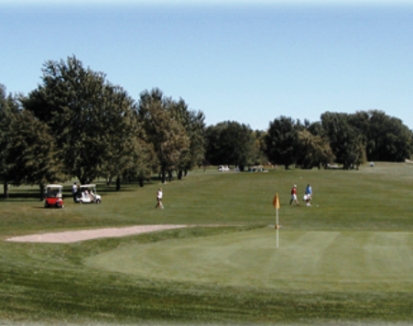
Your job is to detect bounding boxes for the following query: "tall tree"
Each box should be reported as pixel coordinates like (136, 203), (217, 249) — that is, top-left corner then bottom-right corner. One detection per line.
(7, 110), (63, 198)
(97, 85), (150, 190)
(264, 116), (298, 169)
(295, 129), (335, 169)
(252, 130), (269, 166)
(362, 110), (411, 162)
(1, 85), (61, 198)
(169, 99), (206, 179)
(23, 56), (107, 183)
(138, 89), (189, 183)
(23, 56), (148, 185)
(321, 112), (365, 169)
(0, 85), (21, 198)
(205, 121), (256, 171)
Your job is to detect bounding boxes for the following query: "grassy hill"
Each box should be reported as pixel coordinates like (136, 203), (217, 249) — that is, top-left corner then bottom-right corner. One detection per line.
(1, 162), (413, 325)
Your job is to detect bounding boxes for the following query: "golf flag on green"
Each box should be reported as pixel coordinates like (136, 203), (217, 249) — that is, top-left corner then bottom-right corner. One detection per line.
(273, 193), (280, 209)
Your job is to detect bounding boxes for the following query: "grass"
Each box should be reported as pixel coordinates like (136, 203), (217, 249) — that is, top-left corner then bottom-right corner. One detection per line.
(1, 163), (413, 325)
(85, 228), (413, 293)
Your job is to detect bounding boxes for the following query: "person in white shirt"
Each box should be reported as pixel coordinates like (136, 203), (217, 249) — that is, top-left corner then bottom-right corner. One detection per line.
(72, 182), (78, 202)
(155, 188), (164, 209)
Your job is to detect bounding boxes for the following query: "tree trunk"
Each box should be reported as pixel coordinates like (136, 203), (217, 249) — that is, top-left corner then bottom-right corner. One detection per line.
(177, 170), (183, 180)
(116, 176), (121, 191)
(79, 177), (87, 185)
(3, 181), (8, 199)
(39, 183), (45, 201)
(161, 166), (166, 184)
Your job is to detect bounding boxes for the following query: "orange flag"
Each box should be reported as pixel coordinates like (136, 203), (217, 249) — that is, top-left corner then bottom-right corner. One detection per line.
(272, 193), (280, 209)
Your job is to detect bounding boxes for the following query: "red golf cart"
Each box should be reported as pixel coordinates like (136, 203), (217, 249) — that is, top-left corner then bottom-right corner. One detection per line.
(44, 184), (64, 208)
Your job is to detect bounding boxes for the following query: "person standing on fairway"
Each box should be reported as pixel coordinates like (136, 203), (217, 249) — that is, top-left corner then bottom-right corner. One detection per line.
(155, 188), (164, 209)
(290, 184), (299, 206)
(304, 184), (313, 206)
(72, 182), (78, 203)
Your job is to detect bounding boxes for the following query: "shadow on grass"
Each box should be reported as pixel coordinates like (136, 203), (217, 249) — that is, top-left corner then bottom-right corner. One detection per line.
(0, 179), (159, 202)
(0, 187), (41, 202)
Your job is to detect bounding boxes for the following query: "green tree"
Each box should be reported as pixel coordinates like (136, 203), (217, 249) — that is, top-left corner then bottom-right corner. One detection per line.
(0, 85), (21, 197)
(362, 110), (411, 162)
(1, 85), (62, 198)
(264, 116), (298, 169)
(23, 56), (107, 183)
(295, 129), (335, 169)
(123, 139), (159, 187)
(97, 85), (150, 190)
(252, 130), (269, 166)
(321, 112), (365, 169)
(138, 89), (190, 183)
(169, 99), (206, 179)
(205, 121), (256, 171)
(23, 56), (148, 186)
(8, 110), (64, 198)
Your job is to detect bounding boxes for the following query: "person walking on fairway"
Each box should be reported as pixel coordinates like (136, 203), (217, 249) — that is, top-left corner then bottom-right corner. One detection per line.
(290, 184), (299, 206)
(304, 184), (313, 206)
(155, 188), (164, 209)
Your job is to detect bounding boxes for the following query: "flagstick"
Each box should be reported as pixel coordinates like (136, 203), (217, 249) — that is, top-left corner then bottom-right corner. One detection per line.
(275, 207), (279, 248)
(272, 193), (280, 248)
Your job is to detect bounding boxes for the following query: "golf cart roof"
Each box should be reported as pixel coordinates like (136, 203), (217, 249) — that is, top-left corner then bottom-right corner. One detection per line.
(45, 184), (63, 188)
(80, 184), (96, 188)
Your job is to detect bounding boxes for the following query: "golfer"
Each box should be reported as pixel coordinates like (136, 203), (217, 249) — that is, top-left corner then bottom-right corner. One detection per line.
(289, 184), (299, 206)
(155, 188), (164, 209)
(304, 184), (313, 206)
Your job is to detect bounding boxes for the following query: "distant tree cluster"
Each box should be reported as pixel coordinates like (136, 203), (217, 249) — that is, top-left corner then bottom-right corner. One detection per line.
(265, 112), (412, 170)
(1, 55), (412, 198)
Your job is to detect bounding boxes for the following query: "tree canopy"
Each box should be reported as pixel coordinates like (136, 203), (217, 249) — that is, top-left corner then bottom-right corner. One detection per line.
(205, 121), (257, 171)
(137, 89), (190, 183)
(265, 116), (298, 169)
(23, 56), (153, 187)
(1, 55), (413, 199)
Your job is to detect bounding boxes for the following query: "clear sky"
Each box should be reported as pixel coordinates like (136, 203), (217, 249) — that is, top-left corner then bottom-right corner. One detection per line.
(1, 0), (413, 131)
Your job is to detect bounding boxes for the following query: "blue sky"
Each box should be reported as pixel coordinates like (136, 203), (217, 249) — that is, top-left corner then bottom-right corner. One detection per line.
(1, 0), (413, 131)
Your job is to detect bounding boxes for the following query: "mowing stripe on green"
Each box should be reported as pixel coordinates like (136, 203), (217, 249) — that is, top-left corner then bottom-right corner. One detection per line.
(85, 227), (413, 293)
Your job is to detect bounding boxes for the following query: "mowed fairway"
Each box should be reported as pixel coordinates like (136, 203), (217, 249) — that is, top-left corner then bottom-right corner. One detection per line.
(86, 227), (413, 293)
(2, 162), (413, 325)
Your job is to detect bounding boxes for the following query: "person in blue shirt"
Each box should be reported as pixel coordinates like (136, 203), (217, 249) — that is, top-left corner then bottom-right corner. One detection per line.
(304, 184), (313, 206)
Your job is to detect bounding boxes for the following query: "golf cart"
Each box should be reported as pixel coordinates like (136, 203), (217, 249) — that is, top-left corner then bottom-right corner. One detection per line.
(76, 184), (102, 204)
(44, 184), (64, 208)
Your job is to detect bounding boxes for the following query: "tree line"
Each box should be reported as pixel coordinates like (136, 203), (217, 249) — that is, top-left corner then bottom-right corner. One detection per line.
(1, 56), (412, 198)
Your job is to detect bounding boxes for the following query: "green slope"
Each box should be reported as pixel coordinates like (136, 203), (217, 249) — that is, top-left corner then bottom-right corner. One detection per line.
(85, 227), (413, 292)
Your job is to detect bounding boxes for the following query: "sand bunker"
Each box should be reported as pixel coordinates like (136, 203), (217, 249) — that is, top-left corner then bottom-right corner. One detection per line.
(6, 225), (188, 244)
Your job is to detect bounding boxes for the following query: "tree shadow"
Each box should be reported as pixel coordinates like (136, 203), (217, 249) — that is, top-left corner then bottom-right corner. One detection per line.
(0, 188), (41, 201)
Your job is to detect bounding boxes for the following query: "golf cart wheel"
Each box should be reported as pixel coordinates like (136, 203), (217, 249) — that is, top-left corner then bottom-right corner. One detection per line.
(96, 199), (101, 204)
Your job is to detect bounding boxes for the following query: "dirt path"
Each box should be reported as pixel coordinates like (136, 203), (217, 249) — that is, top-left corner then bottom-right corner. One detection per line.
(6, 225), (188, 244)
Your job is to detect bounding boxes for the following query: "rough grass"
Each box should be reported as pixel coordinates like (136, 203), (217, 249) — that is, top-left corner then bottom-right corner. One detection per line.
(1, 163), (413, 325)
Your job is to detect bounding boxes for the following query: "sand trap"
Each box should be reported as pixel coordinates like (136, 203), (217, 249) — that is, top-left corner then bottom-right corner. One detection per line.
(6, 225), (188, 244)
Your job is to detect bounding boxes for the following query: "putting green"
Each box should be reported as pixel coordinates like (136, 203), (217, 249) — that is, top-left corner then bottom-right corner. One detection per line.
(84, 227), (413, 292)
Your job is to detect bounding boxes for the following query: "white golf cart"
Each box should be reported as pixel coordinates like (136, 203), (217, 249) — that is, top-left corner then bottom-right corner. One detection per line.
(75, 184), (102, 204)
